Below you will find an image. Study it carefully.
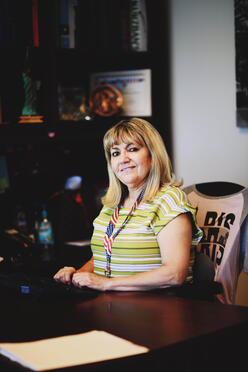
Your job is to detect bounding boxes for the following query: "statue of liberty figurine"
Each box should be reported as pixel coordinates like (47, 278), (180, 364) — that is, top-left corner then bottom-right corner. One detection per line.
(19, 47), (43, 123)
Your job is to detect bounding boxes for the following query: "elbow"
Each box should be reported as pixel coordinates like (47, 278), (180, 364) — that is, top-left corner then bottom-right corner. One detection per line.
(171, 269), (187, 286)
(159, 264), (189, 287)
(175, 275), (185, 286)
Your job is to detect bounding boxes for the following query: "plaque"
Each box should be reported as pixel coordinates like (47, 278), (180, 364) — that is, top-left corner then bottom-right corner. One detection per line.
(89, 84), (123, 117)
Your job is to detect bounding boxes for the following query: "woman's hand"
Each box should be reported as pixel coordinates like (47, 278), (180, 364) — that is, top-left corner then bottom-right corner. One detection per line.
(72, 272), (109, 291)
(53, 266), (76, 284)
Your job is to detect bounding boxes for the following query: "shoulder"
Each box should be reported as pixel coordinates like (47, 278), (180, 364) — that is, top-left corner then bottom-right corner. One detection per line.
(154, 185), (188, 206)
(151, 185), (203, 242)
(146, 186), (189, 221)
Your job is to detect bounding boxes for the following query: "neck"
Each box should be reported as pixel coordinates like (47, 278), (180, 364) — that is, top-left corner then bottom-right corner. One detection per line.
(123, 183), (145, 208)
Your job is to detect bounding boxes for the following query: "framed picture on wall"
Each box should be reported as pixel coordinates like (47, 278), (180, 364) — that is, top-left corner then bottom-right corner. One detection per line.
(235, 0), (248, 127)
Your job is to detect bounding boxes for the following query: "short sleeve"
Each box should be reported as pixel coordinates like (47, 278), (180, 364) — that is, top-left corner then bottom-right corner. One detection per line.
(151, 186), (203, 245)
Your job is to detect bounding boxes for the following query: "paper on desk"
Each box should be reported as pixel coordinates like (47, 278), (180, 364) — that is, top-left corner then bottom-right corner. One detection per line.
(0, 330), (149, 371)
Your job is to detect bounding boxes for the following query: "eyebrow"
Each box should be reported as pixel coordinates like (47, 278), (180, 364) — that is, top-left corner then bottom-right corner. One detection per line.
(111, 143), (137, 151)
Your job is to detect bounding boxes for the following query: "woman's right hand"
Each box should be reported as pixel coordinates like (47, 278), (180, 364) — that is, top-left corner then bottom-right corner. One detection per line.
(53, 266), (76, 284)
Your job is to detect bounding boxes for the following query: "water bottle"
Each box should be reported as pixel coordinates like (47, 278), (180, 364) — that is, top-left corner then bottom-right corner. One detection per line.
(37, 205), (54, 261)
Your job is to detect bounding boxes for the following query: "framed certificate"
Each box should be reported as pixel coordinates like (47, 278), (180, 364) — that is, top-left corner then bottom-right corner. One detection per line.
(89, 69), (152, 117)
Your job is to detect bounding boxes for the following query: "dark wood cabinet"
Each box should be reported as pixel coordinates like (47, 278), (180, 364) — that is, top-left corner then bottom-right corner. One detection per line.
(0, 0), (170, 226)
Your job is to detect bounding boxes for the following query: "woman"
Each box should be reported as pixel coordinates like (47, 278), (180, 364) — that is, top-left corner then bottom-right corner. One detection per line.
(54, 118), (202, 291)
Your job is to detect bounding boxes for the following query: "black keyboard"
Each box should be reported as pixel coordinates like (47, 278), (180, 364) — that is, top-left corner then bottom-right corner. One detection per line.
(0, 272), (98, 300)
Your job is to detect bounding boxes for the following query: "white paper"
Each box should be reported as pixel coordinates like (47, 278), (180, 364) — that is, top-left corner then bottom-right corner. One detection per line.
(0, 331), (149, 371)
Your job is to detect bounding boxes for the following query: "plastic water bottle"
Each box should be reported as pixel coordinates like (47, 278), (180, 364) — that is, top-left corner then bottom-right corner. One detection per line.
(38, 205), (54, 261)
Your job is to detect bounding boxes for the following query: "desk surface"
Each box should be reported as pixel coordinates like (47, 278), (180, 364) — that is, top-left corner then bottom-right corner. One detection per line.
(1, 287), (248, 372)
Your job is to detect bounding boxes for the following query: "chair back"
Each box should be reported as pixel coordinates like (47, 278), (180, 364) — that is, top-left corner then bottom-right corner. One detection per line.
(184, 182), (248, 304)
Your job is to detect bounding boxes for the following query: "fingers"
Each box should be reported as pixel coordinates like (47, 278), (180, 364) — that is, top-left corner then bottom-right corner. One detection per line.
(72, 272), (107, 291)
(72, 272), (88, 287)
(53, 266), (76, 284)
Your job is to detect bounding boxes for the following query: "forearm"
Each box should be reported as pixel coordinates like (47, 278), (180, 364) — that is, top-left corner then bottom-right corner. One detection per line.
(104, 264), (187, 292)
(76, 256), (94, 273)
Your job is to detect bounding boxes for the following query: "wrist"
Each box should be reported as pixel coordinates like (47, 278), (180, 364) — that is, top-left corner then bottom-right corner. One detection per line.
(70, 267), (76, 274)
(103, 276), (113, 291)
(62, 266), (76, 273)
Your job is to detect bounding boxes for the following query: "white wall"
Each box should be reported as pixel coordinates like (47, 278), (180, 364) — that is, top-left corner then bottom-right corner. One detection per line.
(170, 0), (248, 187)
(170, 0), (248, 305)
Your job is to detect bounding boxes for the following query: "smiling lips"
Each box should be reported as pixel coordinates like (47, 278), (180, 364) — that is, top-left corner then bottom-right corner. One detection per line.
(121, 166), (135, 172)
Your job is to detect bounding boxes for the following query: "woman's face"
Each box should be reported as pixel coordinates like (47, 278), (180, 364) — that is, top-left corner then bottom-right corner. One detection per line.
(110, 140), (151, 190)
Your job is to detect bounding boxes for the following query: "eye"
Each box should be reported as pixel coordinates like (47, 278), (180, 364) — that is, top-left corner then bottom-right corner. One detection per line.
(129, 146), (139, 152)
(111, 151), (120, 157)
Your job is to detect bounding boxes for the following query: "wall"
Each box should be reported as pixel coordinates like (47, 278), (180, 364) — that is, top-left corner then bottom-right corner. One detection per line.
(169, 0), (248, 305)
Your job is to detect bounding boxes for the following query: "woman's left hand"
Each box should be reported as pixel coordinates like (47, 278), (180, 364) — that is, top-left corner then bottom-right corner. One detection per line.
(72, 272), (109, 291)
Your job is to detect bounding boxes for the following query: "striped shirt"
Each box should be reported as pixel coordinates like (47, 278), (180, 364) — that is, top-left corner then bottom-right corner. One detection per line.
(91, 186), (203, 282)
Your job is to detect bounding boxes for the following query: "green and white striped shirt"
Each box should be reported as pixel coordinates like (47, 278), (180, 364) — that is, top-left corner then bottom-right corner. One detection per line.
(91, 185), (203, 282)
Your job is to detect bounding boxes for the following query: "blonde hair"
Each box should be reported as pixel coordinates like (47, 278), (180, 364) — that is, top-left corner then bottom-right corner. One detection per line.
(102, 118), (181, 207)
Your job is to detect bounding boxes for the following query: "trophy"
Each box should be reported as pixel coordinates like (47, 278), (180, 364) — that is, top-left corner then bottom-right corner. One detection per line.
(19, 48), (43, 123)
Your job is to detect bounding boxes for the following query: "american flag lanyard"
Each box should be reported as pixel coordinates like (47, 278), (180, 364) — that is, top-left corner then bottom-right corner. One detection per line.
(104, 188), (145, 277)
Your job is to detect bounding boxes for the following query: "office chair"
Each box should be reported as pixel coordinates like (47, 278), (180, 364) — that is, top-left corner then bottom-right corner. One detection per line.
(183, 181), (248, 304)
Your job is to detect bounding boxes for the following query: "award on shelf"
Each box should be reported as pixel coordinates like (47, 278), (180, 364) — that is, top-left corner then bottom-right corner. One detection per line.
(57, 85), (92, 121)
(89, 84), (123, 117)
(19, 48), (43, 124)
(90, 69), (152, 117)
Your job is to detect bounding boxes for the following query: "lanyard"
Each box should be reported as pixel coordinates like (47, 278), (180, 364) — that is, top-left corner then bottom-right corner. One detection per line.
(104, 188), (145, 277)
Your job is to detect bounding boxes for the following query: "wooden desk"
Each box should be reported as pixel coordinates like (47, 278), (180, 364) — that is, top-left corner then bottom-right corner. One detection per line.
(0, 288), (248, 372)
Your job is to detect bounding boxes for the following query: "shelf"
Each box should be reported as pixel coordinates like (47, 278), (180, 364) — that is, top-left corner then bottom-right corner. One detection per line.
(0, 118), (117, 145)
(55, 51), (154, 89)
(0, 0), (169, 146)
(0, 115), (156, 146)
(0, 1), (169, 143)
(53, 118), (114, 143)
(0, 124), (49, 145)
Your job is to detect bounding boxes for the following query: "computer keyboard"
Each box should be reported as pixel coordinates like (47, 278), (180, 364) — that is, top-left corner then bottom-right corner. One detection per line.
(0, 272), (98, 300)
